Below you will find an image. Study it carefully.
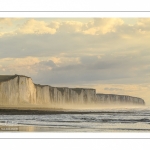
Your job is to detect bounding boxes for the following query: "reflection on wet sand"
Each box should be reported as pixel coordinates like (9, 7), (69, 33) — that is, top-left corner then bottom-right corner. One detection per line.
(0, 125), (77, 132)
(1, 124), (150, 132)
(0, 126), (35, 132)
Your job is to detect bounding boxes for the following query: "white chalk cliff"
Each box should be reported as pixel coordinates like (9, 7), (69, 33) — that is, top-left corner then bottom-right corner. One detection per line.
(0, 75), (145, 107)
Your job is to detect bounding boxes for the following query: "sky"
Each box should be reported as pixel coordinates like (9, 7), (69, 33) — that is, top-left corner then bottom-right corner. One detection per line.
(0, 18), (150, 104)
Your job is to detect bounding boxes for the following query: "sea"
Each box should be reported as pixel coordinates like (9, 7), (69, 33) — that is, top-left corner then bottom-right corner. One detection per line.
(0, 106), (150, 132)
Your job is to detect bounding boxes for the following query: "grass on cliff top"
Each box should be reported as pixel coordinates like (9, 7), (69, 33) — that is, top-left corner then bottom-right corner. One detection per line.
(0, 75), (17, 82)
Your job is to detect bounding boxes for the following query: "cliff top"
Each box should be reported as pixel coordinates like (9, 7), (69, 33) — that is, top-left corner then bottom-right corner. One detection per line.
(71, 88), (95, 90)
(96, 93), (144, 100)
(0, 74), (30, 82)
(0, 75), (17, 82)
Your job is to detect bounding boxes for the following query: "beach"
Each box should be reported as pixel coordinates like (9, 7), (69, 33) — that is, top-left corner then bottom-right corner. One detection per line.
(1, 106), (150, 132)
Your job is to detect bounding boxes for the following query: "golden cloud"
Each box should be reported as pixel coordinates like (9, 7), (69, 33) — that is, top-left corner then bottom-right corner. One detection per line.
(0, 18), (14, 25)
(17, 19), (57, 34)
(0, 57), (41, 75)
(1, 18), (150, 38)
(59, 21), (83, 33)
(83, 18), (124, 35)
(0, 57), (40, 68)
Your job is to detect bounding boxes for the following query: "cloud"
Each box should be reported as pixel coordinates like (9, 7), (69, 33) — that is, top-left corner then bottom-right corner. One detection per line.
(82, 18), (124, 35)
(0, 18), (14, 25)
(0, 57), (40, 75)
(58, 21), (83, 33)
(32, 60), (56, 72)
(48, 21), (60, 29)
(17, 19), (57, 34)
(0, 18), (150, 38)
(25, 52), (150, 86)
(0, 18), (18, 37)
(137, 18), (150, 29)
(0, 33), (91, 58)
(104, 87), (123, 91)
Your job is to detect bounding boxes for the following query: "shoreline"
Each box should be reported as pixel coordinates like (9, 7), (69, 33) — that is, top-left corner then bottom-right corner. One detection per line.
(0, 107), (144, 115)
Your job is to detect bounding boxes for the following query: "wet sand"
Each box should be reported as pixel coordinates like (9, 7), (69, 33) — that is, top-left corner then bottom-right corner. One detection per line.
(1, 124), (149, 132)
(0, 103), (145, 115)
(0, 108), (67, 115)
(0, 125), (75, 132)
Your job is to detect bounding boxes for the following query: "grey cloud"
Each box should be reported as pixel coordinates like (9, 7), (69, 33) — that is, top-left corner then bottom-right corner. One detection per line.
(0, 27), (149, 60)
(0, 33), (88, 58)
(31, 53), (150, 86)
(115, 24), (137, 34)
(32, 60), (56, 72)
(52, 64), (84, 71)
(104, 88), (123, 91)
(37, 60), (56, 67)
(80, 55), (100, 65)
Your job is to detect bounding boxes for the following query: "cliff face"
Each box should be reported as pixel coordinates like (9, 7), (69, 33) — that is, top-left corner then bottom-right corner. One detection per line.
(34, 86), (96, 105)
(0, 75), (96, 106)
(0, 75), (36, 105)
(96, 94), (145, 105)
(0, 75), (145, 107)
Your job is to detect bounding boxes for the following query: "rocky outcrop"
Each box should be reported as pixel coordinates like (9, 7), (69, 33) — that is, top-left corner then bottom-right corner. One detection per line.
(0, 75), (145, 107)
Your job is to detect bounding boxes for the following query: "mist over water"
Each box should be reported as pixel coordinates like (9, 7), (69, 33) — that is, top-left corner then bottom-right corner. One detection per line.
(0, 102), (146, 112)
